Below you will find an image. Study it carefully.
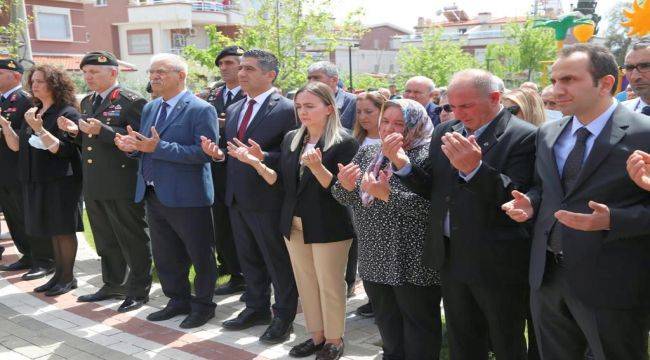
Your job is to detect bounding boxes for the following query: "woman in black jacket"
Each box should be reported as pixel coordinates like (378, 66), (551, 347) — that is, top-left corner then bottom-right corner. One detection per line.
(227, 82), (358, 360)
(0, 64), (82, 296)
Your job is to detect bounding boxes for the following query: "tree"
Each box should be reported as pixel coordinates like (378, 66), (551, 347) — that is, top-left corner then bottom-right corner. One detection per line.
(350, 73), (390, 91)
(396, 29), (478, 87)
(605, 1), (634, 66)
(0, 0), (30, 58)
(485, 21), (556, 84)
(183, 0), (365, 92)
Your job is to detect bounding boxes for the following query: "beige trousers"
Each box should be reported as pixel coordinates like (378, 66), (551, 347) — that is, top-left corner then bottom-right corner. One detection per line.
(284, 216), (352, 339)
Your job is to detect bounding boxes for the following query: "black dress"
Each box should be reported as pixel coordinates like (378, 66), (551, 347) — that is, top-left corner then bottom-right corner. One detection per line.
(18, 104), (83, 237)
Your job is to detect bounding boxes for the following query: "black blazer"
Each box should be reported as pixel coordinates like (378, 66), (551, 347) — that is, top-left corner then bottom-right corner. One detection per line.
(224, 91), (297, 211)
(400, 110), (537, 286)
(0, 88), (31, 186)
(277, 129), (358, 244)
(18, 104), (82, 183)
(528, 105), (650, 310)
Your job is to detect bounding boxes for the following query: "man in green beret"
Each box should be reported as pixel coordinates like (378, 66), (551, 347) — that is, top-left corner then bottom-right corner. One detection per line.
(57, 51), (152, 312)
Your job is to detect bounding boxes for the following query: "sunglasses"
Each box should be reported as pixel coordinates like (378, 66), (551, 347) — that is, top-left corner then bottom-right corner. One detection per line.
(507, 105), (520, 115)
(620, 62), (650, 74)
(434, 104), (453, 115)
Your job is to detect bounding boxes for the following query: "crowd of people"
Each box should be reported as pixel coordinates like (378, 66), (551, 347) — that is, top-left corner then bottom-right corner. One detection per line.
(0, 40), (648, 360)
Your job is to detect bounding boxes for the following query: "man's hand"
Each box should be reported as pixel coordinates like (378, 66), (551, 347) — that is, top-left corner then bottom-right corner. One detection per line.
(441, 132), (482, 175)
(200, 135), (225, 160)
(360, 170), (391, 202)
(337, 162), (361, 192)
(24, 107), (43, 132)
(229, 138), (264, 161)
(57, 116), (79, 136)
(78, 118), (102, 135)
(226, 139), (261, 166)
(501, 190), (534, 222)
(554, 201), (610, 231)
(626, 150), (650, 192)
(125, 125), (160, 153)
(114, 133), (137, 153)
(382, 133), (409, 170)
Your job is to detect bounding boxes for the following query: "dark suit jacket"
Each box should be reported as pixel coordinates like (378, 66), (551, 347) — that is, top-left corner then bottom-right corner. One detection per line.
(528, 104), (650, 310)
(133, 91), (218, 207)
(400, 110), (537, 285)
(224, 91), (297, 211)
(0, 88), (31, 186)
(336, 90), (357, 130)
(425, 102), (441, 127)
(276, 129), (358, 244)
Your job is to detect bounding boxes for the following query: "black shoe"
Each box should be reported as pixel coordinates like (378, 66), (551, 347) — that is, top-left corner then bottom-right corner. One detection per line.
(45, 279), (77, 296)
(0, 257), (32, 271)
(355, 302), (374, 318)
(214, 278), (246, 295)
(118, 296), (149, 313)
(316, 341), (344, 360)
(259, 317), (293, 344)
(34, 276), (59, 293)
(222, 307), (272, 331)
(146, 305), (191, 322)
(22, 267), (54, 281)
(77, 287), (126, 302)
(290, 338), (325, 358)
(179, 310), (215, 329)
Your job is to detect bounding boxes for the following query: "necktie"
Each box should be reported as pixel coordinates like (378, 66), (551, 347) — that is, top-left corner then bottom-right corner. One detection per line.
(237, 99), (256, 140)
(92, 94), (103, 113)
(142, 102), (169, 183)
(548, 127), (591, 253)
(226, 91), (233, 106)
(642, 106), (650, 116)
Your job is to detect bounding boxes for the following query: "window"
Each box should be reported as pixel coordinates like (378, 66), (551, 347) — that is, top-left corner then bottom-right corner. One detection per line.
(33, 6), (73, 42)
(127, 30), (153, 55)
(95, 0), (107, 6)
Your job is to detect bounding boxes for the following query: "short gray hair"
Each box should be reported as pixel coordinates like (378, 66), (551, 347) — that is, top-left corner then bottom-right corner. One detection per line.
(406, 76), (435, 92)
(149, 53), (189, 74)
(626, 40), (650, 56)
(492, 75), (505, 94)
(449, 69), (500, 95)
(307, 61), (339, 78)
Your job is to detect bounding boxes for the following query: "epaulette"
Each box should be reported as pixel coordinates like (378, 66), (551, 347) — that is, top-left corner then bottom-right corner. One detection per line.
(117, 87), (144, 102)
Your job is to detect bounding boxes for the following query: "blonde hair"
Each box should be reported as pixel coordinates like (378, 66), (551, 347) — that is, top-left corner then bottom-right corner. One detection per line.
(353, 91), (387, 143)
(290, 82), (343, 152)
(503, 87), (546, 126)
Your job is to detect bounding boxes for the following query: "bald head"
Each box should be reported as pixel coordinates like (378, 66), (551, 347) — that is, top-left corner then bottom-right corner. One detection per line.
(404, 76), (435, 106)
(448, 69), (500, 97)
(447, 69), (502, 131)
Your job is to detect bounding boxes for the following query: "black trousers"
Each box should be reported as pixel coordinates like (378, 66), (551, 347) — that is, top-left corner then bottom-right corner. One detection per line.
(0, 183), (52, 267)
(145, 189), (216, 312)
(85, 198), (152, 298)
(229, 205), (297, 320)
(441, 270), (528, 360)
(364, 280), (442, 360)
(211, 198), (242, 279)
(345, 236), (358, 287)
(531, 257), (649, 360)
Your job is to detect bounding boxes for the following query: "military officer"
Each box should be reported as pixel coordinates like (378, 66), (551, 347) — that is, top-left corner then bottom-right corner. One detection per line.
(0, 59), (54, 279)
(57, 51), (152, 312)
(205, 45), (246, 295)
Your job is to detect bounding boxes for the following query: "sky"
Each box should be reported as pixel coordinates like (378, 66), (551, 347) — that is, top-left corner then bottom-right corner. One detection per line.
(331, 0), (620, 35)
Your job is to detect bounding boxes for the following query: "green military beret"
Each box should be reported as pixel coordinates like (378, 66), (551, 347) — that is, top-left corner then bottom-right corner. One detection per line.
(215, 45), (245, 66)
(0, 59), (24, 73)
(80, 51), (119, 68)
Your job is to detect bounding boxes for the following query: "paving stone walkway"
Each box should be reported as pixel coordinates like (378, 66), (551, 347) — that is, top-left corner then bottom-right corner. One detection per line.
(0, 225), (382, 360)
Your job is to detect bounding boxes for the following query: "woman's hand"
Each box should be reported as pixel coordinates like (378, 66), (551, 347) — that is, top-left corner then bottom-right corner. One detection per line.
(301, 147), (323, 171)
(57, 116), (79, 136)
(360, 169), (391, 202)
(227, 140), (261, 166)
(337, 162), (361, 192)
(24, 107), (43, 132)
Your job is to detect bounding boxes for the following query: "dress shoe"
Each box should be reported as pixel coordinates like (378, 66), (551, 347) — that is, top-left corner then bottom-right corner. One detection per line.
(179, 310), (215, 329)
(355, 302), (374, 318)
(214, 278), (246, 295)
(22, 267), (54, 281)
(146, 305), (191, 322)
(45, 279), (77, 296)
(77, 287), (126, 302)
(117, 296), (148, 313)
(222, 307), (272, 330)
(0, 257), (32, 271)
(316, 341), (344, 360)
(34, 276), (59, 293)
(259, 317), (293, 344)
(290, 338), (325, 358)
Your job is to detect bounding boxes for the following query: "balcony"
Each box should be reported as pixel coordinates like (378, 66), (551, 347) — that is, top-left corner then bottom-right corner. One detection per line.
(126, 0), (241, 25)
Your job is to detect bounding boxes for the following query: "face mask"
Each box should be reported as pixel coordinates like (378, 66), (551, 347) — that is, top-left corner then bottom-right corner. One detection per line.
(545, 109), (564, 122)
(28, 134), (48, 150)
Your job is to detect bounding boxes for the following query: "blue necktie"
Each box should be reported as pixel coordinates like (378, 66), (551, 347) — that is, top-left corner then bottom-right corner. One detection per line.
(142, 102), (169, 183)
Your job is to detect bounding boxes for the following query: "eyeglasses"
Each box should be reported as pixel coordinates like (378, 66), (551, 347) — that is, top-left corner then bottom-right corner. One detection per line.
(434, 104), (453, 115)
(620, 62), (650, 74)
(146, 68), (180, 76)
(507, 105), (520, 115)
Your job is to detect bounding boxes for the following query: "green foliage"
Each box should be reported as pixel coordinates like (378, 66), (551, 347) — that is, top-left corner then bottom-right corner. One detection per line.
(352, 73), (390, 91)
(396, 29), (478, 87)
(485, 21), (555, 84)
(0, 0), (30, 58)
(604, 1), (634, 66)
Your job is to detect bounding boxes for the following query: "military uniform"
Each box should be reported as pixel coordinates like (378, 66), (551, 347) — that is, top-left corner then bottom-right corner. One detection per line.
(76, 84), (152, 299)
(0, 59), (54, 271)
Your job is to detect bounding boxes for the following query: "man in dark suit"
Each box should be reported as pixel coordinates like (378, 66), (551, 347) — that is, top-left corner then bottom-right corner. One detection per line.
(403, 76), (440, 126)
(205, 46), (246, 295)
(0, 59), (54, 279)
(503, 44), (650, 360)
(115, 53), (218, 329)
(386, 69), (537, 359)
(201, 49), (298, 344)
(57, 51), (152, 312)
(307, 61), (356, 129)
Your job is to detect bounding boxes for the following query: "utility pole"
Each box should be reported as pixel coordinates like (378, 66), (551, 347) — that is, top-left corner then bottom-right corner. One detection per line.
(11, 0), (33, 66)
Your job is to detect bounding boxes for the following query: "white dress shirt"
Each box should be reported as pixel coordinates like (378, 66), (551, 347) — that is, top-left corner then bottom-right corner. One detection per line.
(237, 87), (276, 130)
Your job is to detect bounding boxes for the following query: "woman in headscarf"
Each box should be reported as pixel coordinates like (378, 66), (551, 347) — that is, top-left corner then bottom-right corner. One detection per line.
(332, 99), (442, 360)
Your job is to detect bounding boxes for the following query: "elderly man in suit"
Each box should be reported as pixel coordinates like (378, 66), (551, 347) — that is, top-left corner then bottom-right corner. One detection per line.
(200, 49), (298, 344)
(503, 44), (650, 360)
(307, 61), (356, 130)
(115, 53), (218, 329)
(621, 41), (650, 116)
(403, 76), (440, 126)
(386, 69), (537, 359)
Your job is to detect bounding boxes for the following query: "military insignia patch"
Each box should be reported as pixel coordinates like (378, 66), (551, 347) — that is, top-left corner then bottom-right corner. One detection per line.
(7, 61), (16, 69)
(98, 56), (108, 63)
